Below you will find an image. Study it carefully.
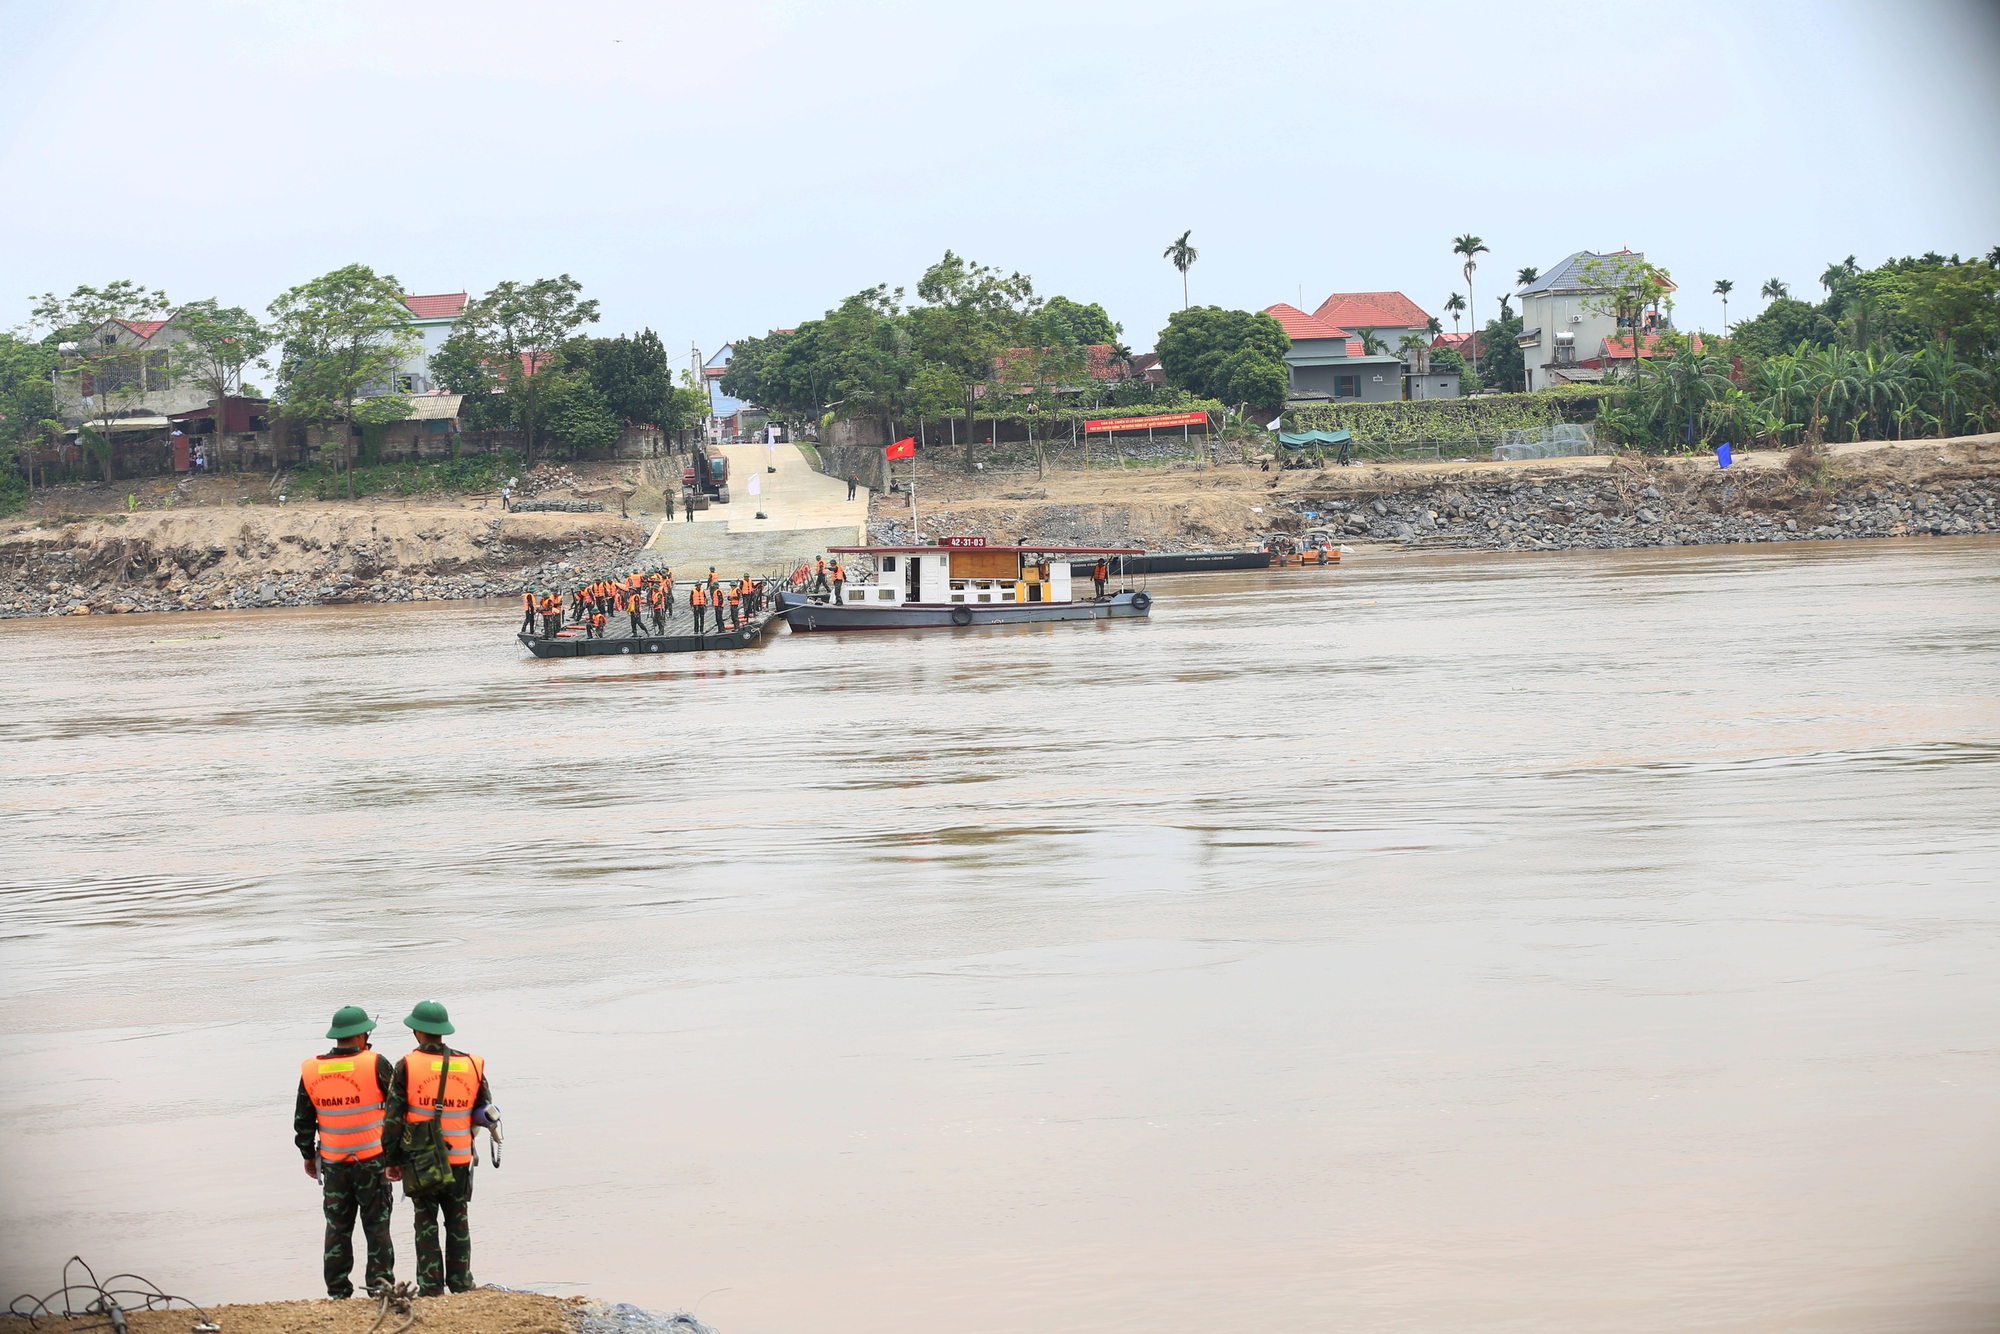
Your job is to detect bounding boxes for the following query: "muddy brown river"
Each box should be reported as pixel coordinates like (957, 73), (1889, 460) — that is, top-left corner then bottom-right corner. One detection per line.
(3, 539), (1998, 1333)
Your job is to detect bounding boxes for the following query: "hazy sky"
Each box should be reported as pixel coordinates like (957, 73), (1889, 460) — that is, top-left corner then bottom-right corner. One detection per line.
(4, 0), (1997, 361)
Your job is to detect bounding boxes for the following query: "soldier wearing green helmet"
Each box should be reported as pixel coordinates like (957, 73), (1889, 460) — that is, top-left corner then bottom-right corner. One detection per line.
(295, 1005), (398, 1299)
(384, 999), (495, 1296)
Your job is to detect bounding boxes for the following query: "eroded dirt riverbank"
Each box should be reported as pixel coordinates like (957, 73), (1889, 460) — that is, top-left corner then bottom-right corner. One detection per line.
(5, 434), (1995, 617)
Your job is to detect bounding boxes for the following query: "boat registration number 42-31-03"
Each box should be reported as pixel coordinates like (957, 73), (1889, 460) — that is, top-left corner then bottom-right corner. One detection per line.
(940, 536), (987, 548)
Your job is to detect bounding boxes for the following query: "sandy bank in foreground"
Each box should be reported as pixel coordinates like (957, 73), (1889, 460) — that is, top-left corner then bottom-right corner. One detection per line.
(105, 1291), (712, 1334)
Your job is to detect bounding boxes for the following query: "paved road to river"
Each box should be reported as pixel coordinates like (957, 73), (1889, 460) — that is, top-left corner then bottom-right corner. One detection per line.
(3, 539), (1997, 1334)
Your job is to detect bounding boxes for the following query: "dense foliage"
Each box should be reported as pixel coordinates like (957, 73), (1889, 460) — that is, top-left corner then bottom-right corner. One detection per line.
(1153, 306), (1289, 409)
(1289, 386), (1615, 447)
(719, 251), (1144, 467)
(0, 332), (57, 512)
(1599, 249), (1999, 450)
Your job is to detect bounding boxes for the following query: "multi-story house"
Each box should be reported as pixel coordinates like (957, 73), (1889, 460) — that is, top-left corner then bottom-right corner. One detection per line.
(1516, 251), (1676, 391)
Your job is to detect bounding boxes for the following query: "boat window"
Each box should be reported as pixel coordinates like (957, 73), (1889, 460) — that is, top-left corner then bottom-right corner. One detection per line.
(877, 589), (895, 600)
(881, 555), (897, 572)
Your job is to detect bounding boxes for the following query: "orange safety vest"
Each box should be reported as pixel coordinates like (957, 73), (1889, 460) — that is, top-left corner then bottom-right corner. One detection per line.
(402, 1049), (485, 1168)
(691, 585), (706, 606)
(650, 586), (665, 610)
(522, 593), (532, 612)
(728, 584), (741, 606)
(815, 558), (825, 575)
(592, 611), (606, 629)
(301, 1051), (386, 1163)
(1095, 562), (1107, 579)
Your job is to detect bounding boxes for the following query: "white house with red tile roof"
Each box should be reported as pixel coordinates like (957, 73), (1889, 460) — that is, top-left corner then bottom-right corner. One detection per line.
(1263, 304), (1407, 402)
(395, 291), (467, 395)
(53, 315), (213, 428)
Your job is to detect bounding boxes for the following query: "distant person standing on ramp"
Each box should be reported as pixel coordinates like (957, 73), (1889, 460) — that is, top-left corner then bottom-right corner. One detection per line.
(387, 1000), (495, 1296)
(296, 1006), (397, 1299)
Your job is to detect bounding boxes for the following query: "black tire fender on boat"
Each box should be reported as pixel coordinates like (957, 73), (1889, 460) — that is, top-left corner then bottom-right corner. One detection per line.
(1130, 590), (1152, 612)
(950, 605), (973, 626)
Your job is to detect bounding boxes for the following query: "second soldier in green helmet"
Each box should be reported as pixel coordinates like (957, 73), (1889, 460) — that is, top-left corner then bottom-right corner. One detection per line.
(384, 1000), (496, 1296)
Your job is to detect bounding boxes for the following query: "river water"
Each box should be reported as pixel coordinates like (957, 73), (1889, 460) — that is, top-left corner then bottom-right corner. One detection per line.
(3, 539), (1997, 1334)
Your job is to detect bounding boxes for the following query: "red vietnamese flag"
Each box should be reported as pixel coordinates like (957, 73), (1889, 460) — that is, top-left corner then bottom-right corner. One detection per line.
(885, 437), (915, 460)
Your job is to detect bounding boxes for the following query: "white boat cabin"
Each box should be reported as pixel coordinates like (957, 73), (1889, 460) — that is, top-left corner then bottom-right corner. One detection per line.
(828, 543), (1139, 607)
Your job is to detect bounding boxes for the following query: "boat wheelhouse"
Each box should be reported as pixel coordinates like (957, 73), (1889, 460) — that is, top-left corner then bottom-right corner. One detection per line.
(776, 541), (1153, 631)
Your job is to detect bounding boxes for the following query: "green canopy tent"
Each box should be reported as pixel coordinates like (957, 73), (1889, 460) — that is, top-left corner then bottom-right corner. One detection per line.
(1276, 429), (1351, 450)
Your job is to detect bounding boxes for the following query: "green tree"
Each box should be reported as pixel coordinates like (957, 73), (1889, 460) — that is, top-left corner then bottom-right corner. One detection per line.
(429, 327), (507, 431)
(567, 328), (672, 428)
(452, 275), (601, 463)
(0, 332), (58, 505)
(267, 264), (419, 499)
(1713, 278), (1734, 331)
(1730, 297), (1836, 360)
(1452, 234), (1490, 374)
(173, 299), (270, 467)
(1354, 326), (1386, 356)
(29, 280), (172, 483)
(908, 251), (1038, 468)
(1479, 311), (1526, 392)
(1155, 306), (1288, 407)
(1028, 296), (1121, 349)
(1443, 292), (1465, 341)
(1759, 277), (1790, 301)
(537, 368), (622, 455)
(1163, 230), (1198, 309)
(1516, 266), (1539, 288)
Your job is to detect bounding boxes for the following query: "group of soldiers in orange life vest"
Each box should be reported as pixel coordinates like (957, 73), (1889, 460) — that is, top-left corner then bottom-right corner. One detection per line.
(520, 566), (767, 639)
(519, 557), (855, 637)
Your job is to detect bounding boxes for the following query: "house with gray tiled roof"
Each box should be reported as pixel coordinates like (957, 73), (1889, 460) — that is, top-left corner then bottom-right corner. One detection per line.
(1516, 251), (1676, 390)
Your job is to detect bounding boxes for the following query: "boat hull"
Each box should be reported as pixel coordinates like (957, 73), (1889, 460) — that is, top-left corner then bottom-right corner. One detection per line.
(1068, 550), (1272, 575)
(777, 589), (1151, 631)
(518, 623), (768, 657)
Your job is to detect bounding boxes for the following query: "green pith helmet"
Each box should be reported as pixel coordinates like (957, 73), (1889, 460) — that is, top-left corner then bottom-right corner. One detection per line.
(402, 999), (456, 1035)
(326, 1006), (377, 1040)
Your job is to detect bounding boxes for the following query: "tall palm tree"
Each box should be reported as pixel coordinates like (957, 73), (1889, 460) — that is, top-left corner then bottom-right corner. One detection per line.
(1516, 266), (1539, 288)
(1163, 231), (1198, 309)
(1713, 278), (1734, 331)
(1759, 277), (1790, 301)
(1451, 234), (1490, 373)
(1443, 293), (1465, 342)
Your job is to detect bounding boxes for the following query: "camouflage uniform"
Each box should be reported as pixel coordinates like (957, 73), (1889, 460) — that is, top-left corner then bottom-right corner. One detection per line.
(319, 1161), (397, 1297)
(295, 1046), (398, 1298)
(385, 1040), (492, 1295)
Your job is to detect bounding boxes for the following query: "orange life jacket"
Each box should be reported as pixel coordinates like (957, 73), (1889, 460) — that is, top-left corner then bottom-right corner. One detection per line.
(402, 1049), (485, 1168)
(301, 1050), (386, 1163)
(627, 573), (642, 590)
(691, 585), (706, 606)
(815, 558), (825, 574)
(650, 586), (665, 609)
(832, 562), (845, 581)
(522, 593), (532, 611)
(1095, 562), (1107, 578)
(727, 584), (741, 606)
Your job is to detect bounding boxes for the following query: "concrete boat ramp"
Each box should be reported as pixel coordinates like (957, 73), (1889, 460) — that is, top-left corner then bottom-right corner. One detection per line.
(642, 442), (868, 573)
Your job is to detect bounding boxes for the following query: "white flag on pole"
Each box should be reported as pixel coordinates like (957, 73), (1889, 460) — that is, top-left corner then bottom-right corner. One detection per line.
(1266, 416), (1283, 430)
(748, 472), (761, 496)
